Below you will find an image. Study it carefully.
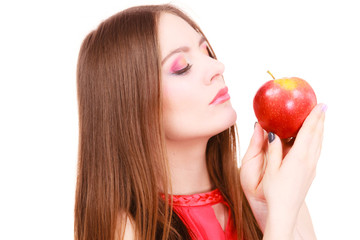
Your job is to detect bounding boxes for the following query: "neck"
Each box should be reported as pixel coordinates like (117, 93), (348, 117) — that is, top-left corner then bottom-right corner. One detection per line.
(166, 137), (213, 195)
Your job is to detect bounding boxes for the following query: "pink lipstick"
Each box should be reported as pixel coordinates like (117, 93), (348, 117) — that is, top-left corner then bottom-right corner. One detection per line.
(210, 86), (230, 105)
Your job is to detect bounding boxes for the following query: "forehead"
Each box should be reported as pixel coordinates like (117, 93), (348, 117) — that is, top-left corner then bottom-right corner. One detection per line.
(157, 13), (201, 57)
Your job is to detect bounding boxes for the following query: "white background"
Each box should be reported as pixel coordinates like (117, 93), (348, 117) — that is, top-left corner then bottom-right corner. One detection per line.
(0, 0), (359, 239)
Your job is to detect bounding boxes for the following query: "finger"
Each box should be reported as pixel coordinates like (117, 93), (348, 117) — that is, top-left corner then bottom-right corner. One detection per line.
(311, 105), (326, 160)
(242, 122), (265, 164)
(295, 103), (327, 146)
(282, 137), (295, 157)
(266, 132), (283, 171)
(291, 103), (327, 162)
(240, 123), (266, 192)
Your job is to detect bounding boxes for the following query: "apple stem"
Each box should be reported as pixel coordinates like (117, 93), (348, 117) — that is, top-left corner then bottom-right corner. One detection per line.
(267, 70), (276, 80)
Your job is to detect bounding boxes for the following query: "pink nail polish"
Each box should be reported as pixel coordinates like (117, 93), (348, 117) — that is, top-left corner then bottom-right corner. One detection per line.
(321, 104), (328, 112)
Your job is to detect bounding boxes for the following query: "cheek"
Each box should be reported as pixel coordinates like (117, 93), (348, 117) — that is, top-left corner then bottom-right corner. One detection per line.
(162, 81), (200, 122)
(161, 81), (203, 139)
(161, 73), (237, 141)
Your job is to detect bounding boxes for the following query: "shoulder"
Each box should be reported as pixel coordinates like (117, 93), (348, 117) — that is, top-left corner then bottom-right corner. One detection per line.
(115, 213), (135, 240)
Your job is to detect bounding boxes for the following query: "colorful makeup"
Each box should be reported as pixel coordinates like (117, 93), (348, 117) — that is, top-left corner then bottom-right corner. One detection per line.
(170, 55), (187, 72)
(170, 55), (191, 75)
(200, 43), (209, 56)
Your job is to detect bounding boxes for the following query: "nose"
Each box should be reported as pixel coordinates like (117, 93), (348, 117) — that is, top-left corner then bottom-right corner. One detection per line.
(204, 57), (225, 85)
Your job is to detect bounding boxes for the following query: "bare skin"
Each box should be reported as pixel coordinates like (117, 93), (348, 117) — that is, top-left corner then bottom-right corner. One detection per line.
(118, 12), (326, 240)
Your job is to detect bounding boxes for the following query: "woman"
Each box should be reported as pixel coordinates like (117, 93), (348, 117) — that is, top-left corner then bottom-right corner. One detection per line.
(75, 4), (326, 240)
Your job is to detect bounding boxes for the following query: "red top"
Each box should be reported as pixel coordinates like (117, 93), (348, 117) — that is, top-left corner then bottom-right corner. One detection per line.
(169, 189), (237, 240)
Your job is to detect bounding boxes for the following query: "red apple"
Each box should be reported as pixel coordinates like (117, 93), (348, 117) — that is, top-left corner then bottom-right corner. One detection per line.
(253, 71), (317, 139)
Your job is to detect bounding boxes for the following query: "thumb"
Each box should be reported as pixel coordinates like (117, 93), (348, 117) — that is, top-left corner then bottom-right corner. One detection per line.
(242, 122), (265, 164)
(266, 132), (283, 171)
(241, 123), (266, 192)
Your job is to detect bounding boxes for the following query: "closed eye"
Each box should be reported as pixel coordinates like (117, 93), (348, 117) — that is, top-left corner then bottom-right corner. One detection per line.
(172, 63), (192, 75)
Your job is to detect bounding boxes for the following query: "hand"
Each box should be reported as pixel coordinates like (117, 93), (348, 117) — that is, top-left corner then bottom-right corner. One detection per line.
(240, 103), (326, 236)
(240, 120), (293, 230)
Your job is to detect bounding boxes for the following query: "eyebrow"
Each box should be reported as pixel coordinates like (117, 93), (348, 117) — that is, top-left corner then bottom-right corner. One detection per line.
(161, 36), (206, 65)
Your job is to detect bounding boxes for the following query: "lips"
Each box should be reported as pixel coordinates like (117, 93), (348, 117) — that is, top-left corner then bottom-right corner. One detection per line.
(210, 86), (230, 105)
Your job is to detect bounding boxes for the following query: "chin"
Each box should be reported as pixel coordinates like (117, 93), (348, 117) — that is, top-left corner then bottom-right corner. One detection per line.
(164, 104), (237, 141)
(225, 107), (237, 126)
(212, 106), (237, 135)
(223, 101), (237, 123)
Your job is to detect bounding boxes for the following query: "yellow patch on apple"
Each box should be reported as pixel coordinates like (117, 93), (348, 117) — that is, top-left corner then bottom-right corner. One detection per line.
(274, 78), (297, 90)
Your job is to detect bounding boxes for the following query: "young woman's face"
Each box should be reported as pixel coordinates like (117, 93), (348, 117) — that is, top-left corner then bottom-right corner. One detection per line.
(158, 13), (237, 142)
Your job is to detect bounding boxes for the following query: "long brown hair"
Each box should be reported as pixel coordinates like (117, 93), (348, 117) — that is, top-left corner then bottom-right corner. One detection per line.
(75, 4), (262, 240)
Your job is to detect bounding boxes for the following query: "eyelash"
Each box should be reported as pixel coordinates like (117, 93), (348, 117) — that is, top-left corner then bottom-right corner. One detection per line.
(172, 63), (192, 75)
(172, 46), (213, 76)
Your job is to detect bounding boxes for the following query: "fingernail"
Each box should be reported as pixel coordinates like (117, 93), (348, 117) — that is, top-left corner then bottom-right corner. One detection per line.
(321, 104), (328, 113)
(254, 122), (258, 129)
(268, 132), (275, 143)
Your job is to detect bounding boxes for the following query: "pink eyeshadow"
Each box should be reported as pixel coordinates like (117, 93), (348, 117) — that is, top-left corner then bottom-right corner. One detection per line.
(170, 56), (187, 73)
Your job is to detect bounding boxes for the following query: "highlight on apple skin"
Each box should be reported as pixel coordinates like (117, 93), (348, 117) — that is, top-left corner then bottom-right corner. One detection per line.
(253, 71), (317, 139)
